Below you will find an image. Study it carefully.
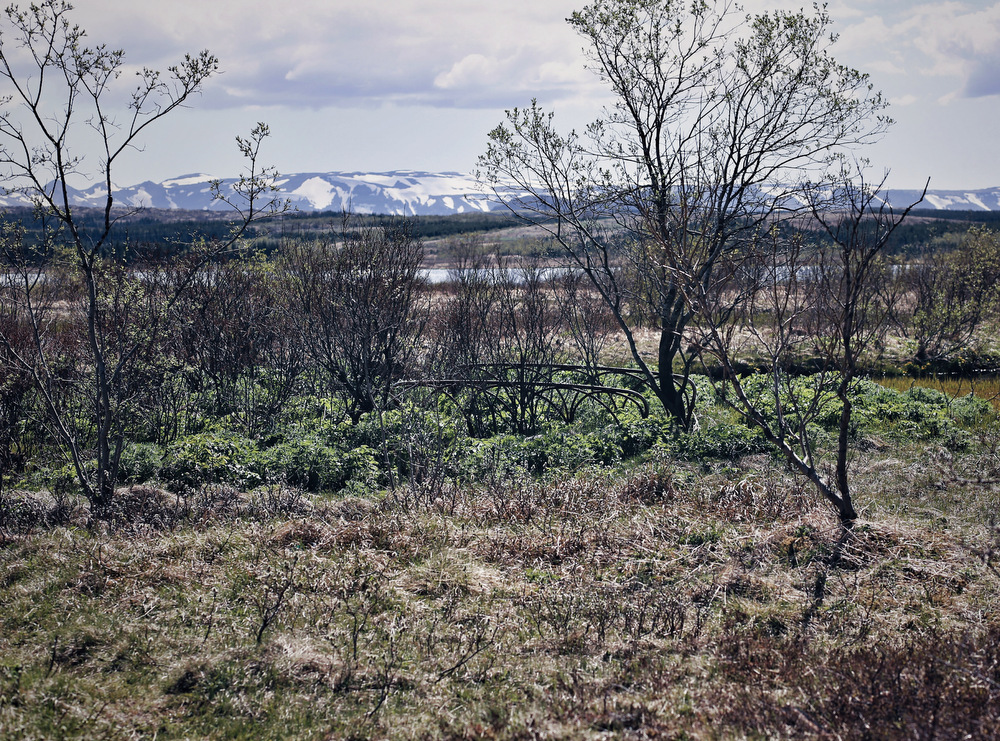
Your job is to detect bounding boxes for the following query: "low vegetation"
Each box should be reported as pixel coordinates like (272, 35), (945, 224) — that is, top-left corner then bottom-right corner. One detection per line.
(3, 371), (1000, 738)
(5, 188), (1000, 739)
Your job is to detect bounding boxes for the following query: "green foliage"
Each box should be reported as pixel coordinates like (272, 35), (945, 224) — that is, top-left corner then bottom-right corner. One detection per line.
(260, 438), (378, 494)
(950, 393), (993, 426)
(161, 433), (264, 493)
(520, 429), (623, 474)
(15, 365), (999, 500)
(259, 439), (344, 493)
(714, 373), (984, 444)
(118, 443), (164, 485)
(613, 415), (674, 458)
(853, 383), (955, 440)
(458, 435), (529, 482)
(155, 427), (380, 496)
(451, 425), (645, 482)
(347, 403), (464, 483)
(734, 373), (843, 434)
(48, 463), (85, 498)
(670, 422), (770, 461)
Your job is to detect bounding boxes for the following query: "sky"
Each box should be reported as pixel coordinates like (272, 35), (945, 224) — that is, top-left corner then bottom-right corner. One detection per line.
(7, 0), (1000, 190)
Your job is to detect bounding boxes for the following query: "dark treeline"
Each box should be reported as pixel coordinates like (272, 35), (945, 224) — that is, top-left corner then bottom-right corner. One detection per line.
(269, 210), (518, 241)
(3, 206), (264, 260)
(1, 206), (520, 261)
(884, 209), (1000, 254)
(908, 208), (1000, 224)
(5, 203), (997, 262)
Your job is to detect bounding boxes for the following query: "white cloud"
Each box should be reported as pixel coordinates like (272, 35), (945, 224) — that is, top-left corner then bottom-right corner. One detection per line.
(434, 54), (504, 90)
(76, 0), (1000, 113)
(866, 60), (907, 76)
(838, 1), (1000, 99)
(537, 61), (588, 86)
(67, 0), (590, 110)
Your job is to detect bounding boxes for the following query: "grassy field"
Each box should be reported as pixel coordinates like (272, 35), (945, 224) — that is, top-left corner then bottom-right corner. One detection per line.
(3, 400), (1000, 738)
(877, 373), (1000, 412)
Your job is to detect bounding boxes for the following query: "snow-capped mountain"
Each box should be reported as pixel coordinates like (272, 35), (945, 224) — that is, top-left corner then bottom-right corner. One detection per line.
(882, 188), (1000, 212)
(0, 171), (997, 214)
(0, 171), (504, 216)
(272, 171), (499, 215)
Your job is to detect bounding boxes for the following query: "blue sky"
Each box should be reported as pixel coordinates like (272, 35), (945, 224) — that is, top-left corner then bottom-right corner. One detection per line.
(36, 1), (1000, 189)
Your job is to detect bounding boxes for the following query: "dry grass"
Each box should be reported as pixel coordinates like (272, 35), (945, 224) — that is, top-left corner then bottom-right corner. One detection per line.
(2, 442), (1000, 739)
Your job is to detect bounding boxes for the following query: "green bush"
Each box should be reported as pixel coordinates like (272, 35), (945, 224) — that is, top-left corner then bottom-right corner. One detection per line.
(118, 442), (164, 485)
(260, 438), (378, 493)
(340, 445), (380, 492)
(728, 375), (968, 442)
(259, 439), (344, 492)
(161, 429), (380, 495)
(671, 422), (769, 461)
(902, 385), (950, 408)
(613, 415), (672, 457)
(48, 462), (85, 498)
(161, 433), (263, 492)
(458, 435), (528, 482)
(519, 430), (622, 474)
(731, 373), (842, 435)
(854, 385), (954, 439)
(949, 393), (993, 426)
(347, 404), (466, 483)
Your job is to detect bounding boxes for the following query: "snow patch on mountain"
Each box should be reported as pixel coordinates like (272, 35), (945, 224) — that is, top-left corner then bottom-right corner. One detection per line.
(963, 193), (990, 211)
(263, 171), (502, 215)
(161, 174), (216, 188)
(288, 177), (340, 210)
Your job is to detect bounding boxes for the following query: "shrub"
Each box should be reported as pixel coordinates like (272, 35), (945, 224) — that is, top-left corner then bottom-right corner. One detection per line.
(851, 381), (958, 440)
(950, 393), (994, 426)
(161, 433), (263, 493)
(260, 439), (379, 494)
(260, 439), (345, 492)
(902, 384), (949, 408)
(614, 415), (672, 457)
(519, 430), (622, 474)
(670, 422), (769, 461)
(118, 442), (164, 485)
(458, 435), (528, 482)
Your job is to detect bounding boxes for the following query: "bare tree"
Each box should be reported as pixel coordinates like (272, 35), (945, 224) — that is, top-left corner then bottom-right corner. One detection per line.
(170, 254), (305, 438)
(553, 269), (616, 382)
(689, 173), (925, 526)
(427, 242), (580, 434)
(479, 0), (891, 429)
(481, 255), (563, 434)
(0, 2), (284, 513)
(425, 237), (506, 435)
(288, 217), (425, 423)
(429, 236), (501, 380)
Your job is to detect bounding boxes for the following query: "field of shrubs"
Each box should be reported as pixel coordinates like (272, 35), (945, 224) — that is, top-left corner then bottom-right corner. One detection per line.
(4, 212), (1000, 738)
(3, 331), (1000, 737)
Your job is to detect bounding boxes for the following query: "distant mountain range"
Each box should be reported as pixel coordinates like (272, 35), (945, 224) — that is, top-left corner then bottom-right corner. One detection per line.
(0, 171), (504, 216)
(892, 189), (1000, 212)
(1, 171), (997, 215)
